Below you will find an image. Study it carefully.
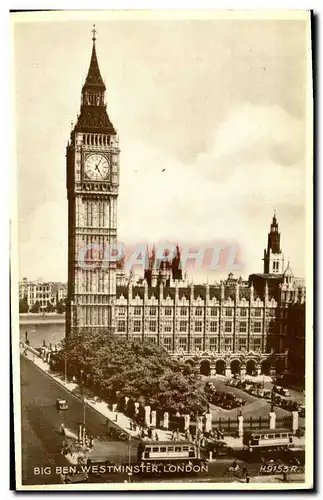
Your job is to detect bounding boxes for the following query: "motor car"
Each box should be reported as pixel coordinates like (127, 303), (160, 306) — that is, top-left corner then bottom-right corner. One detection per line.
(263, 390), (272, 399)
(295, 427), (305, 438)
(206, 440), (233, 457)
(56, 398), (68, 410)
(87, 457), (114, 466)
(280, 399), (289, 410)
(298, 405), (305, 418)
(61, 473), (88, 483)
(281, 388), (291, 397)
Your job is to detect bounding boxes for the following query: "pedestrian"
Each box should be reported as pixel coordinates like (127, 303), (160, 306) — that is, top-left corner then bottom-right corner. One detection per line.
(89, 436), (94, 448)
(60, 423), (65, 436)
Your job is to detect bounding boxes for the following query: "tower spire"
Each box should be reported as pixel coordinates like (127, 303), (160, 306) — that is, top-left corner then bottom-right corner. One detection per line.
(92, 24), (97, 43)
(263, 211), (284, 275)
(74, 28), (116, 134)
(83, 26), (105, 91)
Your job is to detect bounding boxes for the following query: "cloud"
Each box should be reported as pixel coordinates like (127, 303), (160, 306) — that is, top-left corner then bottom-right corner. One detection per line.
(18, 104), (306, 281)
(118, 104), (306, 278)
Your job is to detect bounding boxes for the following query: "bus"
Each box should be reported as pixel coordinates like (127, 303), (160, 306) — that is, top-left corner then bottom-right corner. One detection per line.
(137, 440), (201, 465)
(243, 429), (293, 452)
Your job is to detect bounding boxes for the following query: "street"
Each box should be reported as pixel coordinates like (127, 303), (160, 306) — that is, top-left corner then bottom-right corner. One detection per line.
(20, 355), (136, 485)
(20, 355), (305, 486)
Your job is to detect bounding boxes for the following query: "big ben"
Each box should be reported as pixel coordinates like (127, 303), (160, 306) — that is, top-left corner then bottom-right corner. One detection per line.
(66, 27), (119, 338)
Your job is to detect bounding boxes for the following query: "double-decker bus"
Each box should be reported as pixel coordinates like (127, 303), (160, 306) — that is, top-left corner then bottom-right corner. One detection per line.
(137, 440), (201, 465)
(243, 428), (293, 452)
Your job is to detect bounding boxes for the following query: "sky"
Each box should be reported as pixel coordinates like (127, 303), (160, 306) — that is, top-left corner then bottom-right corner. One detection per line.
(13, 13), (310, 283)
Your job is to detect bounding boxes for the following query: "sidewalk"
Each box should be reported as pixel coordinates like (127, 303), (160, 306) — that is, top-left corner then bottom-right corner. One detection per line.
(22, 345), (176, 443)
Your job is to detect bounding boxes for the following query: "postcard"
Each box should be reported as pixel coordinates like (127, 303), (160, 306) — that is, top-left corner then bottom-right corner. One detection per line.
(11, 9), (313, 491)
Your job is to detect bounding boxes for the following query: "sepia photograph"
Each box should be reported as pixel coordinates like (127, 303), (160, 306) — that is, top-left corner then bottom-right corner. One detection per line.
(11, 9), (313, 491)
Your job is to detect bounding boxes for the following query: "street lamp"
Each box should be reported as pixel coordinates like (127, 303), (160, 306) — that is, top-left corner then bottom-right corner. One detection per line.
(64, 356), (67, 383)
(127, 435), (133, 483)
(80, 369), (86, 428)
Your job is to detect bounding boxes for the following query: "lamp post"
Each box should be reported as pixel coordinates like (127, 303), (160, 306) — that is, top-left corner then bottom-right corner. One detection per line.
(64, 355), (67, 383)
(81, 370), (85, 444)
(127, 435), (132, 483)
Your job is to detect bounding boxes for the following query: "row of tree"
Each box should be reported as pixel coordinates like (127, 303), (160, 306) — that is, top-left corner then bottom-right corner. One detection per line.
(19, 297), (66, 314)
(52, 331), (208, 416)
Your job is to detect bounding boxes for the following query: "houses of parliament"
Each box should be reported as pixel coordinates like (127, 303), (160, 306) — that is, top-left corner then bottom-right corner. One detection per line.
(66, 30), (306, 379)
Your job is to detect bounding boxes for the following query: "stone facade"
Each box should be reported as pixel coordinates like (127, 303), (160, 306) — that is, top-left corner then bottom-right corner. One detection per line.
(65, 36), (119, 337)
(114, 263), (305, 376)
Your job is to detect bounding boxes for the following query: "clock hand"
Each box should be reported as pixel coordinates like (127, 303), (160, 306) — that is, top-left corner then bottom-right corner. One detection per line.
(95, 164), (104, 179)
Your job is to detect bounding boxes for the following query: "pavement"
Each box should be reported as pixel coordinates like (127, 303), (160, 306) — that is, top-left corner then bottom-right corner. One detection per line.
(22, 344), (182, 443)
(22, 343), (305, 458)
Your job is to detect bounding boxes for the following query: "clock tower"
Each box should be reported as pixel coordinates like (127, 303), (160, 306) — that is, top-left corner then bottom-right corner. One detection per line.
(66, 27), (120, 338)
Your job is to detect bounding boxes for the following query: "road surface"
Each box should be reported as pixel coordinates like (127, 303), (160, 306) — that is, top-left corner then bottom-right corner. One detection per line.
(20, 355), (136, 485)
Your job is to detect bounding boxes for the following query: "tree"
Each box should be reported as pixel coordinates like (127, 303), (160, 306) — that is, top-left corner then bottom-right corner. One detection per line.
(30, 301), (41, 313)
(53, 331), (208, 415)
(46, 301), (56, 313)
(19, 297), (29, 313)
(56, 299), (66, 314)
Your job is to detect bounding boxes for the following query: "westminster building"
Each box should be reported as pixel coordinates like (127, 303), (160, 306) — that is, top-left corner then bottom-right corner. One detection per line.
(66, 31), (306, 380)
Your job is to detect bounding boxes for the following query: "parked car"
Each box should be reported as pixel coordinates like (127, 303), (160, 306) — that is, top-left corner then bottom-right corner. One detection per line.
(273, 386), (291, 397)
(56, 398), (68, 410)
(298, 405), (305, 418)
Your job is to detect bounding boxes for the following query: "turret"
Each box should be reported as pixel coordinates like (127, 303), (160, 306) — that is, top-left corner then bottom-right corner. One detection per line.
(263, 211), (285, 274)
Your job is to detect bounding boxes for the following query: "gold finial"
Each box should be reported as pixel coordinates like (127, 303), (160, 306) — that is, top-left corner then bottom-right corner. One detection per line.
(92, 24), (97, 42)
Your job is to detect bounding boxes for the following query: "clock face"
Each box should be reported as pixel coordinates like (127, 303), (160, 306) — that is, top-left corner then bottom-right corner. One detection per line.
(84, 153), (110, 181)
